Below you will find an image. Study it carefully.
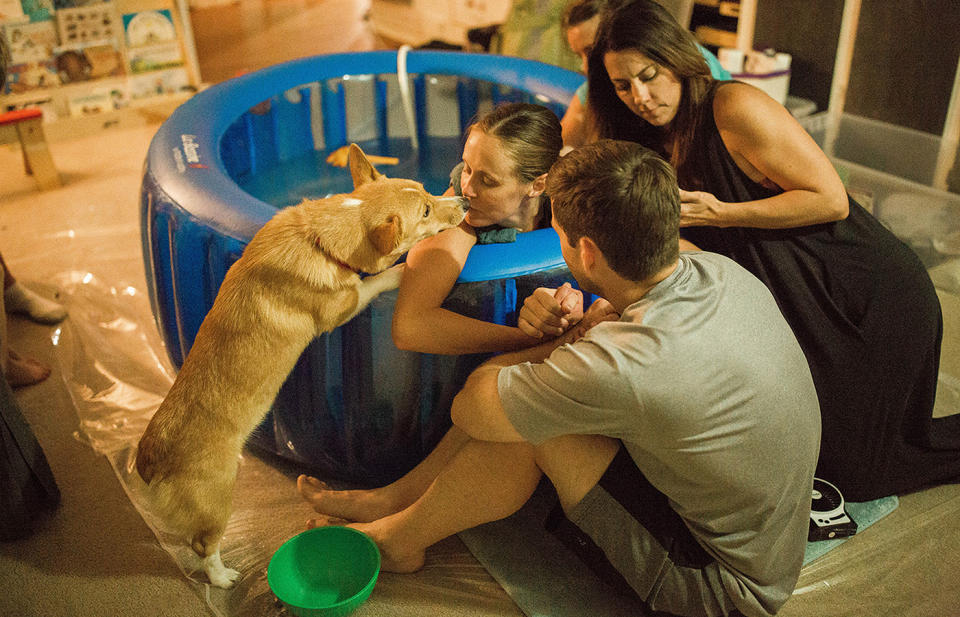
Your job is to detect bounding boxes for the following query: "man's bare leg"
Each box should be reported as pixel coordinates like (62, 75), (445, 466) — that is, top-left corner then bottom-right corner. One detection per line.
(313, 438), (542, 572)
(317, 434), (620, 574)
(533, 433), (620, 513)
(297, 426), (472, 522)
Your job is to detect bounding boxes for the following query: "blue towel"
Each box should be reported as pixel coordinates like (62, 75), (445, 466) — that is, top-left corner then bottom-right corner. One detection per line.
(802, 495), (899, 565)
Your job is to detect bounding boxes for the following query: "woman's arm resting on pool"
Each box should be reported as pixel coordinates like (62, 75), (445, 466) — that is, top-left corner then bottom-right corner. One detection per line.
(392, 222), (540, 355)
(679, 82), (848, 230)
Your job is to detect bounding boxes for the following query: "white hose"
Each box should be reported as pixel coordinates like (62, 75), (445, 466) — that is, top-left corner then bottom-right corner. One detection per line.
(397, 44), (420, 151)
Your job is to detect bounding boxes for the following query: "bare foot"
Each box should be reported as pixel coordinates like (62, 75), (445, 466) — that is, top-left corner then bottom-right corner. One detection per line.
(306, 513), (351, 528)
(6, 349), (51, 387)
(297, 475), (401, 523)
(4, 282), (67, 325)
(306, 514), (426, 574)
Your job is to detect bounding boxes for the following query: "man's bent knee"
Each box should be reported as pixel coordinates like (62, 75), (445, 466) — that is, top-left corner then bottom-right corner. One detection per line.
(534, 435), (620, 512)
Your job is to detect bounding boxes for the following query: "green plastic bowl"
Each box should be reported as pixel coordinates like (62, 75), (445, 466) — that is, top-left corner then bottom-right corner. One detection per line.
(268, 526), (381, 617)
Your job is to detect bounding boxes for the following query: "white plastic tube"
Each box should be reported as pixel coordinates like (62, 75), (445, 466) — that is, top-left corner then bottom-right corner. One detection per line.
(397, 44), (420, 151)
(824, 0), (861, 158)
(934, 55), (960, 191)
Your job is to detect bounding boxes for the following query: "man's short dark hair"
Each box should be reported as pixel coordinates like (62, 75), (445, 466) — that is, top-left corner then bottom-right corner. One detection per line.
(547, 139), (680, 280)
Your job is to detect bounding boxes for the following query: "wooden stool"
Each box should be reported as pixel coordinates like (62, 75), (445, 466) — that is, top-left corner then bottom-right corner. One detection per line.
(0, 108), (62, 190)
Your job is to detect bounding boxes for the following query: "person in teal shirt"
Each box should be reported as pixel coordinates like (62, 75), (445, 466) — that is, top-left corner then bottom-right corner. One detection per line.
(560, 0), (730, 147)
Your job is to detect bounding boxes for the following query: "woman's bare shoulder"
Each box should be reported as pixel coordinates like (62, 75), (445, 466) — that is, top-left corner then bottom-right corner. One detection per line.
(406, 222), (476, 265)
(712, 81), (786, 127)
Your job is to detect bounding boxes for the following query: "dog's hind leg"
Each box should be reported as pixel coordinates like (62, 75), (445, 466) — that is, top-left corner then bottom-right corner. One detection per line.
(194, 530), (239, 588)
(203, 547), (240, 589)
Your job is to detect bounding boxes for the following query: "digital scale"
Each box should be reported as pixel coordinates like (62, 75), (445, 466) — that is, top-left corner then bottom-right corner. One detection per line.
(809, 477), (858, 541)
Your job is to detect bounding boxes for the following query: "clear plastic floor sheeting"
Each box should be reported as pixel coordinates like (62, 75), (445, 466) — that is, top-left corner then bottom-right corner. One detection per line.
(52, 266), (960, 617)
(51, 269), (521, 617)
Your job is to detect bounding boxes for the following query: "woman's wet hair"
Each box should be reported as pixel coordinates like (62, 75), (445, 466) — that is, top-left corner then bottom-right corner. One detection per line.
(469, 102), (563, 183)
(587, 0), (712, 178)
(547, 139), (679, 281)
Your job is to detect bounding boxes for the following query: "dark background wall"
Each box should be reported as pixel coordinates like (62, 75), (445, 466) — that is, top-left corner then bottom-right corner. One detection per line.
(754, 0), (960, 135)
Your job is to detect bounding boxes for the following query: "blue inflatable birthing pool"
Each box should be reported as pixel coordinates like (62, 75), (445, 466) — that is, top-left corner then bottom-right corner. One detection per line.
(140, 50), (583, 484)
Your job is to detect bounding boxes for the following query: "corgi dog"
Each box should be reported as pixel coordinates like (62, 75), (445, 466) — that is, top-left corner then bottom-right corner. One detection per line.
(135, 144), (468, 587)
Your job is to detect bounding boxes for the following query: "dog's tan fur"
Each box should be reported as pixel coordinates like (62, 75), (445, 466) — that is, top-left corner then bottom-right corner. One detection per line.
(135, 144), (467, 587)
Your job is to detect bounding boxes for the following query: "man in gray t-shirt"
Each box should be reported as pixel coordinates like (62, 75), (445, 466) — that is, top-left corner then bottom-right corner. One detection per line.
(298, 140), (819, 617)
(454, 141), (820, 617)
(501, 250), (819, 616)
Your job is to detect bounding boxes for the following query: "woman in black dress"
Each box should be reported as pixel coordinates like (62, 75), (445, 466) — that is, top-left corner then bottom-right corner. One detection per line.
(586, 0), (958, 501)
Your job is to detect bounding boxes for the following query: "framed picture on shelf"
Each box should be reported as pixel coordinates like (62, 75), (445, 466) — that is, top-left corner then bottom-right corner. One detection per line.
(3, 60), (60, 94)
(54, 41), (124, 83)
(56, 4), (120, 47)
(122, 9), (177, 47)
(3, 19), (58, 64)
(2, 93), (57, 119)
(0, 0), (25, 23)
(66, 87), (113, 116)
(121, 8), (182, 74)
(125, 40), (182, 73)
(18, 0), (54, 22)
(127, 66), (189, 99)
(53, 0), (112, 8)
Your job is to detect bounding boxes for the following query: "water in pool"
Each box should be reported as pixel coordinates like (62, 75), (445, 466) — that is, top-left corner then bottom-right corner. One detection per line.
(236, 137), (464, 209)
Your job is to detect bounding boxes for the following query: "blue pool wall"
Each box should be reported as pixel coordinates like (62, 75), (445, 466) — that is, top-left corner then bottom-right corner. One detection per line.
(140, 50), (584, 484)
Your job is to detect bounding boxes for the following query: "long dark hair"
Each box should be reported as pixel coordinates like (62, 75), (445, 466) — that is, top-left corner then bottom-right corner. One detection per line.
(587, 0), (713, 181)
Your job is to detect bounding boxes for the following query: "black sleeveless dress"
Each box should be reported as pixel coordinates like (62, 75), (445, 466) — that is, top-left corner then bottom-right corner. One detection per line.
(679, 82), (960, 501)
(1, 376), (60, 539)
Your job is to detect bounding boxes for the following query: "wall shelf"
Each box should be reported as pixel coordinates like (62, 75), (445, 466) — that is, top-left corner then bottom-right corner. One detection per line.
(1, 0), (200, 137)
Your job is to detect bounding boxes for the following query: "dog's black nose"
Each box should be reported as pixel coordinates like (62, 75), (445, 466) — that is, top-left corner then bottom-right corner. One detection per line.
(458, 197), (470, 212)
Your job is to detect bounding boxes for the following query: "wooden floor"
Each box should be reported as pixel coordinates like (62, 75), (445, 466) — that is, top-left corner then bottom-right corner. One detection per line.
(189, 0), (395, 84)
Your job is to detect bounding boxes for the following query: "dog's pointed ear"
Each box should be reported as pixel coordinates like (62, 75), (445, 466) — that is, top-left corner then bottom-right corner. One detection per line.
(368, 215), (402, 255)
(349, 143), (383, 188)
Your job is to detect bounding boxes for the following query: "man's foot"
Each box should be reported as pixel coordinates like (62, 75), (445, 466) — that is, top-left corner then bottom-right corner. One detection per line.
(297, 475), (401, 523)
(6, 349), (51, 387)
(4, 282), (67, 325)
(306, 514), (426, 574)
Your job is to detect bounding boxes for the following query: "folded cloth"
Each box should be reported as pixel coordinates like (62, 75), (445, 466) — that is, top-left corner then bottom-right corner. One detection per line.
(475, 225), (518, 245)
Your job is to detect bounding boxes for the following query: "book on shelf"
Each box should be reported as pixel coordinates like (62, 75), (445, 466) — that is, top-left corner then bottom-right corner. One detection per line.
(127, 66), (189, 99)
(54, 40), (124, 83)
(3, 59), (59, 94)
(1, 92), (57, 118)
(53, 0), (111, 8)
(3, 18), (58, 64)
(121, 8), (182, 73)
(18, 0), (54, 23)
(0, 0), (26, 22)
(56, 4), (120, 47)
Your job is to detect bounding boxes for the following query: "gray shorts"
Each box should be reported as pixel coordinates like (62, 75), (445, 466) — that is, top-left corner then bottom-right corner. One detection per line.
(546, 447), (745, 617)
